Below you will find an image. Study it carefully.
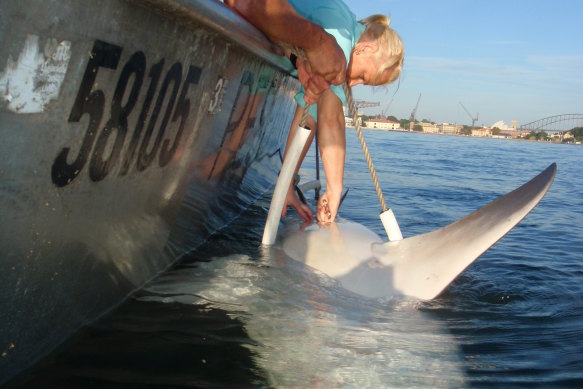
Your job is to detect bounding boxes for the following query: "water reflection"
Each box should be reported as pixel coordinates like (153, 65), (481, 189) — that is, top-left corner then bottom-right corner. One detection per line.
(138, 250), (467, 388)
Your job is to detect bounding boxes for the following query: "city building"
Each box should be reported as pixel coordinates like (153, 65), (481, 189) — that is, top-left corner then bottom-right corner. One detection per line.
(344, 116), (362, 127)
(420, 122), (439, 133)
(440, 123), (461, 134)
(364, 119), (401, 130)
(498, 128), (521, 138)
(471, 127), (492, 137)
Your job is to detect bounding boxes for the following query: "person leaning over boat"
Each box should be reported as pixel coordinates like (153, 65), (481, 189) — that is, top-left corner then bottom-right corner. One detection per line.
(224, 0), (346, 102)
(286, 6), (404, 224)
(226, 0), (404, 224)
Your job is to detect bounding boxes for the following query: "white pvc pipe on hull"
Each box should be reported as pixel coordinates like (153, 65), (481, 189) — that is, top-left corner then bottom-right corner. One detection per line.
(262, 125), (311, 245)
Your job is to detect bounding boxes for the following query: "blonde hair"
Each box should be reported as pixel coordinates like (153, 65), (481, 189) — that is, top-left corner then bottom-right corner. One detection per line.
(359, 15), (404, 85)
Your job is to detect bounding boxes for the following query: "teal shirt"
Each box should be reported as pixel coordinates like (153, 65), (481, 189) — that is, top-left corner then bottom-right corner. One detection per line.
(287, 0), (365, 120)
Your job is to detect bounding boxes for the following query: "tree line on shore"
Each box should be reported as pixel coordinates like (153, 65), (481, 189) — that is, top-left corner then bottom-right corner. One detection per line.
(522, 127), (583, 143)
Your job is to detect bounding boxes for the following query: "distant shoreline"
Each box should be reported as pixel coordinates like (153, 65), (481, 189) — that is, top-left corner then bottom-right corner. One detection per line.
(345, 126), (582, 146)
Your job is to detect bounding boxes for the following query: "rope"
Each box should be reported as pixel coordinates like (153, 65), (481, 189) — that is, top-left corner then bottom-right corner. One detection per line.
(297, 104), (320, 199)
(288, 43), (387, 211)
(299, 104), (310, 128)
(342, 82), (388, 212)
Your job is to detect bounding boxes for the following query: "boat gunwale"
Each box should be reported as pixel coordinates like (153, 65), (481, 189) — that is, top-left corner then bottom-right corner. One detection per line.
(131, 0), (295, 73)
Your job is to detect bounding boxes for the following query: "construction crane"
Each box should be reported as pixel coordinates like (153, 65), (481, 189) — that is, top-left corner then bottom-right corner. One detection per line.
(409, 93), (421, 130)
(381, 98), (393, 119)
(459, 102), (478, 128)
(346, 100), (379, 119)
(344, 100), (379, 126)
(353, 100), (380, 110)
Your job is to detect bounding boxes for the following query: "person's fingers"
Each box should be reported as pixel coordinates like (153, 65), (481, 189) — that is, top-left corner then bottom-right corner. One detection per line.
(296, 60), (310, 88)
(294, 195), (313, 222)
(316, 194), (340, 223)
(298, 57), (334, 104)
(301, 57), (313, 74)
(330, 69), (346, 85)
(317, 208), (331, 223)
(300, 218), (313, 230)
(316, 197), (331, 223)
(307, 78), (327, 99)
(282, 189), (313, 223)
(298, 207), (311, 223)
(303, 85), (317, 105)
(329, 206), (337, 222)
(304, 79), (316, 97)
(303, 76), (330, 105)
(300, 203), (313, 222)
(320, 58), (345, 85)
(309, 75), (329, 92)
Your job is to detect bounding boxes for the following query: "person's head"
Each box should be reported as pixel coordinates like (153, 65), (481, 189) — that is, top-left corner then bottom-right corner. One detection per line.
(346, 15), (404, 87)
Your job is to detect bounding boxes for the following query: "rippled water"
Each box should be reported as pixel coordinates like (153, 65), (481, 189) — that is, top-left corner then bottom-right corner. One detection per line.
(15, 131), (583, 387)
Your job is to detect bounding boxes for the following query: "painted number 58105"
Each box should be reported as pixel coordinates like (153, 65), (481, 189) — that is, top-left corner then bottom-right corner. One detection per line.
(52, 40), (202, 187)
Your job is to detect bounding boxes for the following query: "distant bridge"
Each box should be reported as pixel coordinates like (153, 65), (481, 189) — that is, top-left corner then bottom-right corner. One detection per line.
(519, 114), (583, 134)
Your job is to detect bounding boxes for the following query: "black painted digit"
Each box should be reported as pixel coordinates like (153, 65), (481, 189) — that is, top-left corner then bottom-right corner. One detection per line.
(120, 59), (164, 175)
(52, 42), (205, 184)
(51, 40), (122, 187)
(159, 65), (202, 167)
(137, 62), (182, 171)
(90, 51), (145, 181)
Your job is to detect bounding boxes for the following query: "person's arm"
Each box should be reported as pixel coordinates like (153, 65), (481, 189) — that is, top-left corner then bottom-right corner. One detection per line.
(279, 91), (345, 224)
(281, 106), (316, 223)
(314, 89), (345, 223)
(224, 0), (345, 86)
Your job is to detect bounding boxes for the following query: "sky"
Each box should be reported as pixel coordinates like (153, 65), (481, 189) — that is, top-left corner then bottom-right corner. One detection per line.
(342, 0), (583, 128)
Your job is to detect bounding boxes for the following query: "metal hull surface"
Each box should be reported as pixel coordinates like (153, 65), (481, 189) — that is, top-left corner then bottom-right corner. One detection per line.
(0, 0), (297, 381)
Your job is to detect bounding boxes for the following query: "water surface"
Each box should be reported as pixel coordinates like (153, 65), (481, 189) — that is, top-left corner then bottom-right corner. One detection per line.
(15, 131), (583, 388)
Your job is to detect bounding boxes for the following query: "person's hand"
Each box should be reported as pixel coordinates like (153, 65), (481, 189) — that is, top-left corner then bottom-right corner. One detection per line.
(304, 32), (346, 86)
(224, 0), (345, 85)
(296, 57), (330, 105)
(282, 186), (313, 223)
(316, 190), (341, 224)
